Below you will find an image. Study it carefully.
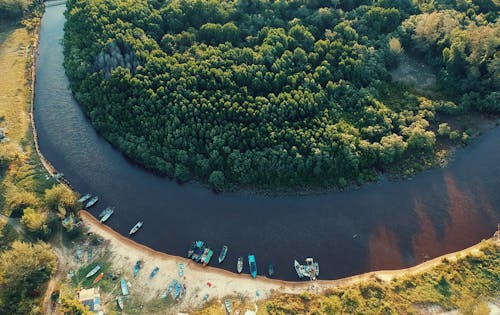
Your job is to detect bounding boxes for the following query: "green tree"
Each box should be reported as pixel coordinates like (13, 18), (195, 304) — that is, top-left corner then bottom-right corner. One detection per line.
(208, 170), (225, 191)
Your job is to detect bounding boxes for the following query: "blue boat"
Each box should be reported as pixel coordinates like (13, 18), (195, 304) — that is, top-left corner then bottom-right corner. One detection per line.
(166, 279), (177, 295)
(133, 260), (141, 277)
(173, 282), (183, 299)
(120, 279), (129, 296)
(149, 266), (159, 279)
(248, 255), (257, 278)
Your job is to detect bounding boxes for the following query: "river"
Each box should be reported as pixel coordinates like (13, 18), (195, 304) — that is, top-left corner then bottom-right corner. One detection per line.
(34, 3), (500, 281)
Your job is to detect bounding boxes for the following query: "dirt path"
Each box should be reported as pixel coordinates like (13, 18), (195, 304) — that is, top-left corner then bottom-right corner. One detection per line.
(79, 210), (499, 312)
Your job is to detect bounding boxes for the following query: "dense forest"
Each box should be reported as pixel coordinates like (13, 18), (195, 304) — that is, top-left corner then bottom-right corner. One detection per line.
(63, 0), (499, 190)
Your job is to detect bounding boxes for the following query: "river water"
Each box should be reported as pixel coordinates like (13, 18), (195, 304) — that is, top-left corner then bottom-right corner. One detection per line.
(34, 3), (499, 281)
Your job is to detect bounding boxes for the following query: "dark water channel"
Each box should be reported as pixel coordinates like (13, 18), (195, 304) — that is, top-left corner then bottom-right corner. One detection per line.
(34, 3), (500, 281)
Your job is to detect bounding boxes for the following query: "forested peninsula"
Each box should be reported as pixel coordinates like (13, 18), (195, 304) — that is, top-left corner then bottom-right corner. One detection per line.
(63, 0), (499, 191)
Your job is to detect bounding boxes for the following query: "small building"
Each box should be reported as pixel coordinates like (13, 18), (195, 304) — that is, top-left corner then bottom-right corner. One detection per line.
(78, 288), (103, 314)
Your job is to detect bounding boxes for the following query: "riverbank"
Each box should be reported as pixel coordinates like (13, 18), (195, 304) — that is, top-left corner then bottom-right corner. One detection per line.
(79, 210), (499, 313)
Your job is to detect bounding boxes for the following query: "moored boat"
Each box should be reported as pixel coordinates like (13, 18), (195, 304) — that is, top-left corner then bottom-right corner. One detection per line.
(78, 193), (91, 203)
(294, 260), (304, 278)
(85, 196), (98, 208)
(218, 245), (228, 263)
(237, 257), (243, 273)
(190, 241), (205, 261)
(85, 264), (101, 278)
(202, 249), (213, 266)
(187, 241), (196, 258)
(129, 221), (143, 235)
(149, 266), (159, 279)
(268, 264), (275, 277)
(120, 278), (129, 296)
(248, 255), (257, 278)
(98, 206), (112, 218)
(92, 272), (104, 284)
(305, 257), (319, 280)
(99, 208), (114, 223)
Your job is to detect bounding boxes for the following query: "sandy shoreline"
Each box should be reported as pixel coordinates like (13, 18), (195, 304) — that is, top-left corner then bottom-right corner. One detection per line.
(79, 210), (498, 312)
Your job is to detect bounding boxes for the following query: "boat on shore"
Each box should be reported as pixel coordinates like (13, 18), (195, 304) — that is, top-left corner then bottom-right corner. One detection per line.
(218, 245), (228, 263)
(237, 257), (243, 273)
(129, 221), (143, 235)
(225, 299), (232, 314)
(120, 278), (129, 296)
(116, 296), (124, 310)
(149, 266), (159, 279)
(99, 208), (114, 223)
(78, 193), (91, 203)
(178, 262), (185, 277)
(166, 279), (177, 295)
(133, 260), (141, 277)
(85, 196), (98, 208)
(85, 264), (101, 278)
(248, 255), (257, 278)
(92, 272), (104, 284)
(268, 264), (275, 277)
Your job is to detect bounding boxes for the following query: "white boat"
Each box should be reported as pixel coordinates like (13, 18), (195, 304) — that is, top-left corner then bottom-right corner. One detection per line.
(294, 260), (304, 278)
(129, 221), (143, 235)
(100, 208), (114, 223)
(98, 206), (113, 218)
(237, 257), (243, 273)
(85, 196), (98, 208)
(85, 265), (101, 278)
(78, 194), (91, 203)
(116, 296), (124, 310)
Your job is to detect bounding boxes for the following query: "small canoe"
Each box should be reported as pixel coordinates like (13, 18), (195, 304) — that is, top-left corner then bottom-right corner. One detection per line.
(116, 296), (124, 310)
(218, 245), (228, 263)
(248, 255), (257, 278)
(92, 272), (104, 284)
(120, 278), (129, 296)
(78, 194), (91, 203)
(149, 266), (159, 279)
(85, 196), (98, 208)
(237, 257), (243, 273)
(129, 221), (143, 235)
(268, 264), (275, 277)
(133, 260), (141, 277)
(178, 262), (185, 277)
(100, 208), (114, 223)
(225, 299), (232, 314)
(85, 265), (101, 278)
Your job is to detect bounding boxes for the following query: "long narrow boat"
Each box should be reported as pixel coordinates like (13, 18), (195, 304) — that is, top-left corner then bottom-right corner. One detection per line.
(294, 260), (304, 278)
(85, 265), (101, 278)
(133, 260), (141, 277)
(116, 296), (124, 310)
(85, 196), (98, 208)
(100, 208), (114, 223)
(248, 255), (257, 278)
(166, 279), (177, 295)
(218, 245), (228, 263)
(149, 266), (159, 279)
(202, 249), (214, 266)
(92, 272), (104, 285)
(173, 282), (183, 300)
(187, 241), (196, 258)
(178, 262), (185, 277)
(120, 278), (129, 296)
(129, 221), (143, 235)
(268, 264), (275, 277)
(225, 299), (232, 314)
(78, 194), (91, 203)
(237, 257), (243, 273)
(98, 206), (113, 218)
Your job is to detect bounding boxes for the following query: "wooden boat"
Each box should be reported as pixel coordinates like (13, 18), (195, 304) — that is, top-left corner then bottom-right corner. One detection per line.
(85, 265), (101, 278)
(99, 208), (114, 223)
(85, 196), (98, 208)
(294, 260), (304, 278)
(218, 245), (228, 263)
(202, 249), (214, 266)
(120, 278), (129, 296)
(116, 296), (124, 310)
(237, 257), (243, 273)
(225, 299), (232, 314)
(78, 193), (91, 203)
(248, 255), (257, 278)
(129, 221), (143, 235)
(268, 264), (275, 277)
(178, 262), (185, 277)
(149, 266), (159, 279)
(133, 260), (141, 277)
(92, 272), (104, 284)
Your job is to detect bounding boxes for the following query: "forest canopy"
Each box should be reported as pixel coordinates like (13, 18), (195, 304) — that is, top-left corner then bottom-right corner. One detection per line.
(63, 0), (499, 190)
